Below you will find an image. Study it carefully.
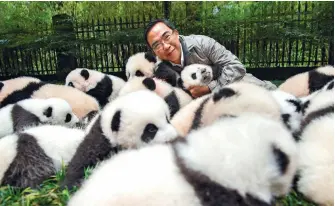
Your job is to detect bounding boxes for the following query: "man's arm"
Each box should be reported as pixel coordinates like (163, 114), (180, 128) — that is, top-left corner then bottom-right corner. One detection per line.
(199, 35), (246, 92)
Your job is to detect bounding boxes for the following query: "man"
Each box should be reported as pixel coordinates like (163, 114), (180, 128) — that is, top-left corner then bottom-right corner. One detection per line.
(145, 19), (277, 98)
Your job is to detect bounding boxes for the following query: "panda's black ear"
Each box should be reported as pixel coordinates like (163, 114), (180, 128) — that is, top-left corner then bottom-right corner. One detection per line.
(144, 52), (157, 63)
(143, 78), (156, 91)
(111, 110), (121, 132)
(80, 69), (90, 80)
(213, 88), (236, 102)
(0, 82), (3, 91)
(43, 107), (53, 117)
(272, 145), (289, 174)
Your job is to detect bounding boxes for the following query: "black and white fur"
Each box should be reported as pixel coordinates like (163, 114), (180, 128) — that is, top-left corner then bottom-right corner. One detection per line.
(0, 125), (85, 188)
(125, 52), (157, 79)
(61, 90), (178, 188)
(0, 98), (79, 138)
(119, 77), (193, 117)
(68, 114), (297, 206)
(180, 63), (221, 89)
(171, 82), (282, 136)
(295, 89), (334, 206)
(65, 68), (125, 108)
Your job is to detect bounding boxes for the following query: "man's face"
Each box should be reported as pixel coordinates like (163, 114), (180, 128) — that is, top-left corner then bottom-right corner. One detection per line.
(147, 22), (181, 64)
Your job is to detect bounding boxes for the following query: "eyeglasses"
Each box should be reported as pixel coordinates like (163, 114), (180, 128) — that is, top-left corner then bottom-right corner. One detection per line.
(151, 30), (176, 51)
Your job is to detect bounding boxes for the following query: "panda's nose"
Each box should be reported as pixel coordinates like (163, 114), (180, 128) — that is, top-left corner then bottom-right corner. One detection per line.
(201, 68), (206, 74)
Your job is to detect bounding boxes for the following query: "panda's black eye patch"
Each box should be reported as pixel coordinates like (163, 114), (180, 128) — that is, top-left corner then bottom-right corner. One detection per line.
(111, 110), (121, 132)
(43, 107), (53, 117)
(65, 113), (72, 123)
(135, 70), (144, 77)
(0, 82), (4, 91)
(191, 73), (197, 80)
(327, 81), (334, 90)
(80, 69), (90, 80)
(142, 78), (156, 91)
(141, 123), (158, 143)
(213, 88), (237, 102)
(68, 82), (74, 87)
(272, 145), (289, 174)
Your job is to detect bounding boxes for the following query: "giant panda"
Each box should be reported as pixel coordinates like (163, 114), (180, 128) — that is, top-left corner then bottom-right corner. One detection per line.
(68, 113), (298, 206)
(295, 89), (334, 206)
(279, 65), (334, 97)
(61, 90), (179, 188)
(270, 90), (303, 137)
(125, 52), (157, 79)
(119, 77), (193, 117)
(0, 98), (79, 138)
(65, 68), (125, 108)
(0, 125), (85, 188)
(180, 63), (221, 89)
(0, 80), (100, 120)
(153, 60), (181, 87)
(0, 76), (41, 103)
(171, 82), (282, 137)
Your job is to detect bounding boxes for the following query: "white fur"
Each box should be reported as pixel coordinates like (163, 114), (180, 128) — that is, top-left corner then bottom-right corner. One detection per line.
(0, 98), (79, 138)
(69, 114), (297, 206)
(0, 125), (85, 184)
(0, 76), (41, 103)
(125, 52), (156, 79)
(172, 82), (282, 136)
(31, 84), (100, 119)
(181, 64), (213, 89)
(100, 90), (178, 148)
(271, 90), (303, 133)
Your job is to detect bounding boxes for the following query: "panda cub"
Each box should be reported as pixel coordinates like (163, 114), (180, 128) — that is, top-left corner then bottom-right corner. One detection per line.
(180, 64), (221, 89)
(295, 89), (334, 206)
(119, 77), (193, 117)
(61, 90), (179, 188)
(68, 114), (297, 206)
(279, 65), (334, 97)
(65, 68), (125, 108)
(125, 52), (157, 79)
(0, 125), (85, 188)
(0, 98), (79, 138)
(171, 82), (282, 137)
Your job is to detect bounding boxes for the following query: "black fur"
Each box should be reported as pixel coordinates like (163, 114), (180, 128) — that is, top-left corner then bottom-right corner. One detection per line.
(154, 61), (179, 87)
(11, 104), (41, 132)
(211, 64), (222, 80)
(213, 88), (237, 102)
(299, 105), (334, 135)
(286, 99), (302, 113)
(191, 73), (197, 80)
(272, 146), (289, 174)
(86, 75), (113, 108)
(0, 82), (45, 108)
(0, 82), (3, 91)
(135, 70), (144, 77)
(80, 69), (90, 80)
(144, 52), (157, 63)
(164, 91), (180, 118)
(301, 100), (310, 115)
(142, 78), (156, 91)
(68, 82), (75, 87)
(326, 80), (334, 90)
(1, 133), (55, 188)
(61, 116), (114, 189)
(172, 144), (271, 206)
(281, 114), (291, 131)
(141, 123), (158, 143)
(191, 97), (210, 130)
(43, 107), (53, 118)
(111, 110), (121, 132)
(75, 110), (99, 128)
(308, 70), (334, 93)
(65, 113), (72, 123)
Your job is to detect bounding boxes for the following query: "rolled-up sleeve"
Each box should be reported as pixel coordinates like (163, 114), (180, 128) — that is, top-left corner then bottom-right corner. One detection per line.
(200, 36), (246, 92)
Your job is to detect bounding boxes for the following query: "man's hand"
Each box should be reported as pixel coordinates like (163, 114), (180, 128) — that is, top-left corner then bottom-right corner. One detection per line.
(188, 85), (211, 98)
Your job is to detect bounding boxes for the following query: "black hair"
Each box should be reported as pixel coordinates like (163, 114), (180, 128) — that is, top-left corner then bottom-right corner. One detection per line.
(144, 19), (176, 49)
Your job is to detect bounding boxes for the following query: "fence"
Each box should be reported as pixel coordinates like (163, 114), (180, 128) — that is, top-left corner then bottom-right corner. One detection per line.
(0, 1), (333, 81)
